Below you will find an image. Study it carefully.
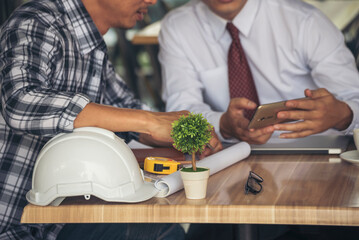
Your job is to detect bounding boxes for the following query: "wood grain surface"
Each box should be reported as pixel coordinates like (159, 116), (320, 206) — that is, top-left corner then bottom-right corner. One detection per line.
(21, 145), (359, 225)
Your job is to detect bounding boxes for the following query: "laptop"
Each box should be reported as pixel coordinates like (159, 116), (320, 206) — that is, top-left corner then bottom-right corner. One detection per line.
(250, 135), (352, 155)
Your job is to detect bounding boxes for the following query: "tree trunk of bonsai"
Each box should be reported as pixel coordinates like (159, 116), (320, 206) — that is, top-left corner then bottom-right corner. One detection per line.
(192, 152), (197, 171)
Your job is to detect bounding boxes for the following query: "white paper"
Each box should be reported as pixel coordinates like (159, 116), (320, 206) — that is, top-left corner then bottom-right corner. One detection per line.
(128, 140), (153, 149)
(154, 142), (251, 197)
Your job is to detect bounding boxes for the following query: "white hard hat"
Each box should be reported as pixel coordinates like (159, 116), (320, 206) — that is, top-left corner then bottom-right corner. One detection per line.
(26, 127), (159, 206)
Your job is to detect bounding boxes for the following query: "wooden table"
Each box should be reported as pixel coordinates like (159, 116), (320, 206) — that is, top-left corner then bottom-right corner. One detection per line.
(131, 21), (160, 45)
(21, 146), (359, 226)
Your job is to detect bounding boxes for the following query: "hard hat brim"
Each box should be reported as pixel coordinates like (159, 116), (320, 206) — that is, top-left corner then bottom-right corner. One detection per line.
(26, 181), (159, 206)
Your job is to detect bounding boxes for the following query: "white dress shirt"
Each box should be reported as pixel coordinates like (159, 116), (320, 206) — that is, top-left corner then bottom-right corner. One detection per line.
(159, 0), (359, 141)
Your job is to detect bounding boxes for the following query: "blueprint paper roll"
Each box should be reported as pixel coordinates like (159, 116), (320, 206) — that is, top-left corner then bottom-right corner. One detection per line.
(154, 142), (251, 197)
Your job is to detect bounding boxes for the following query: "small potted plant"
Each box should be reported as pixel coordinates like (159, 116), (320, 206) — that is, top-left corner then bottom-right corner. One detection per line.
(171, 113), (213, 199)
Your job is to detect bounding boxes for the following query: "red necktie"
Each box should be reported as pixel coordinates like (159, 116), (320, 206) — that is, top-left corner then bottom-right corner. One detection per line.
(227, 22), (259, 120)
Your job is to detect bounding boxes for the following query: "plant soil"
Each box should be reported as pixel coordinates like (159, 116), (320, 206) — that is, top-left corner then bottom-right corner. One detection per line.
(181, 167), (208, 172)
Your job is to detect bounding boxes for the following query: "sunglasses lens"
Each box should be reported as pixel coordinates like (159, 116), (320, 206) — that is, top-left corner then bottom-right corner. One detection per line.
(250, 172), (263, 182)
(245, 171), (263, 195)
(247, 177), (262, 192)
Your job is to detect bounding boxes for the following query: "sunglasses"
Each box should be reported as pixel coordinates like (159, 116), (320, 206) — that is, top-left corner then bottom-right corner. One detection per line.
(245, 171), (263, 195)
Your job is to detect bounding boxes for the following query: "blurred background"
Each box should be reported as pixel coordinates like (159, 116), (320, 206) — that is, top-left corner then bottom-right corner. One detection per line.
(1, 0), (358, 111)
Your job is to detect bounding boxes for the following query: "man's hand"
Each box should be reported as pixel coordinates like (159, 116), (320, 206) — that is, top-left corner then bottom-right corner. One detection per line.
(220, 98), (274, 144)
(199, 129), (223, 159)
(143, 116), (223, 158)
(273, 88), (353, 138)
(147, 110), (190, 143)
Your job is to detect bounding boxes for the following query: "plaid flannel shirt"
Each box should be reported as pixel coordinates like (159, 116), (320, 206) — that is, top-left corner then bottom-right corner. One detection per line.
(0, 0), (144, 239)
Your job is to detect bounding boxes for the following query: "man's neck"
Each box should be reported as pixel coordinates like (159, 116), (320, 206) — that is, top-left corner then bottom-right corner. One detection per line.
(81, 0), (109, 35)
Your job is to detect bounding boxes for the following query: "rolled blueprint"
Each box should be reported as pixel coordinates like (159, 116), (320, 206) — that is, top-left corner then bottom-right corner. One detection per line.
(154, 142), (251, 197)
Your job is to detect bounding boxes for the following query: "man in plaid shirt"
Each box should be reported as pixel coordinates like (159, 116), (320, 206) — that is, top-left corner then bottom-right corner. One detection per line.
(0, 0), (222, 239)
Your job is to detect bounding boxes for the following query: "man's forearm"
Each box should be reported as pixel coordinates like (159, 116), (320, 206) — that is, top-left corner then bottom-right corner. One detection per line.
(74, 102), (151, 134)
(74, 102), (189, 143)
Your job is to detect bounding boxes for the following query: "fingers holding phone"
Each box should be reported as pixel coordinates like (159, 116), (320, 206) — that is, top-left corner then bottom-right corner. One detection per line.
(244, 126), (274, 144)
(220, 98), (256, 137)
(221, 89), (352, 141)
(273, 88), (353, 138)
(247, 97), (309, 130)
(220, 98), (274, 143)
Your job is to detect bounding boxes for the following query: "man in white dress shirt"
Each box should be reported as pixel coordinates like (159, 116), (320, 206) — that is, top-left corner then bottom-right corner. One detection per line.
(158, 0), (359, 145)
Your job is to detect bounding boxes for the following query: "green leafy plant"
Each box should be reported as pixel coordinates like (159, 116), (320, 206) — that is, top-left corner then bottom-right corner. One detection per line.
(171, 113), (213, 171)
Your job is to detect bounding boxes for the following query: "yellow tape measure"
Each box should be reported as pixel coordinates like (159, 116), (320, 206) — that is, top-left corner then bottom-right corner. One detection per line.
(144, 157), (181, 175)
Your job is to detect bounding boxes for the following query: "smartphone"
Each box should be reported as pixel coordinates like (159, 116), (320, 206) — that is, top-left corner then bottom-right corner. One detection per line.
(247, 97), (308, 129)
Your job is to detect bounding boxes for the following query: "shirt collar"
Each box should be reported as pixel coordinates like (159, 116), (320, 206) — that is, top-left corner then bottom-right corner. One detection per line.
(232, 0), (260, 37)
(197, 0), (260, 41)
(58, 0), (105, 55)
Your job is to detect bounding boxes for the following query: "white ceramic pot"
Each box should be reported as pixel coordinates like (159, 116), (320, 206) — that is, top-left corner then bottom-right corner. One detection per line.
(180, 168), (210, 199)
